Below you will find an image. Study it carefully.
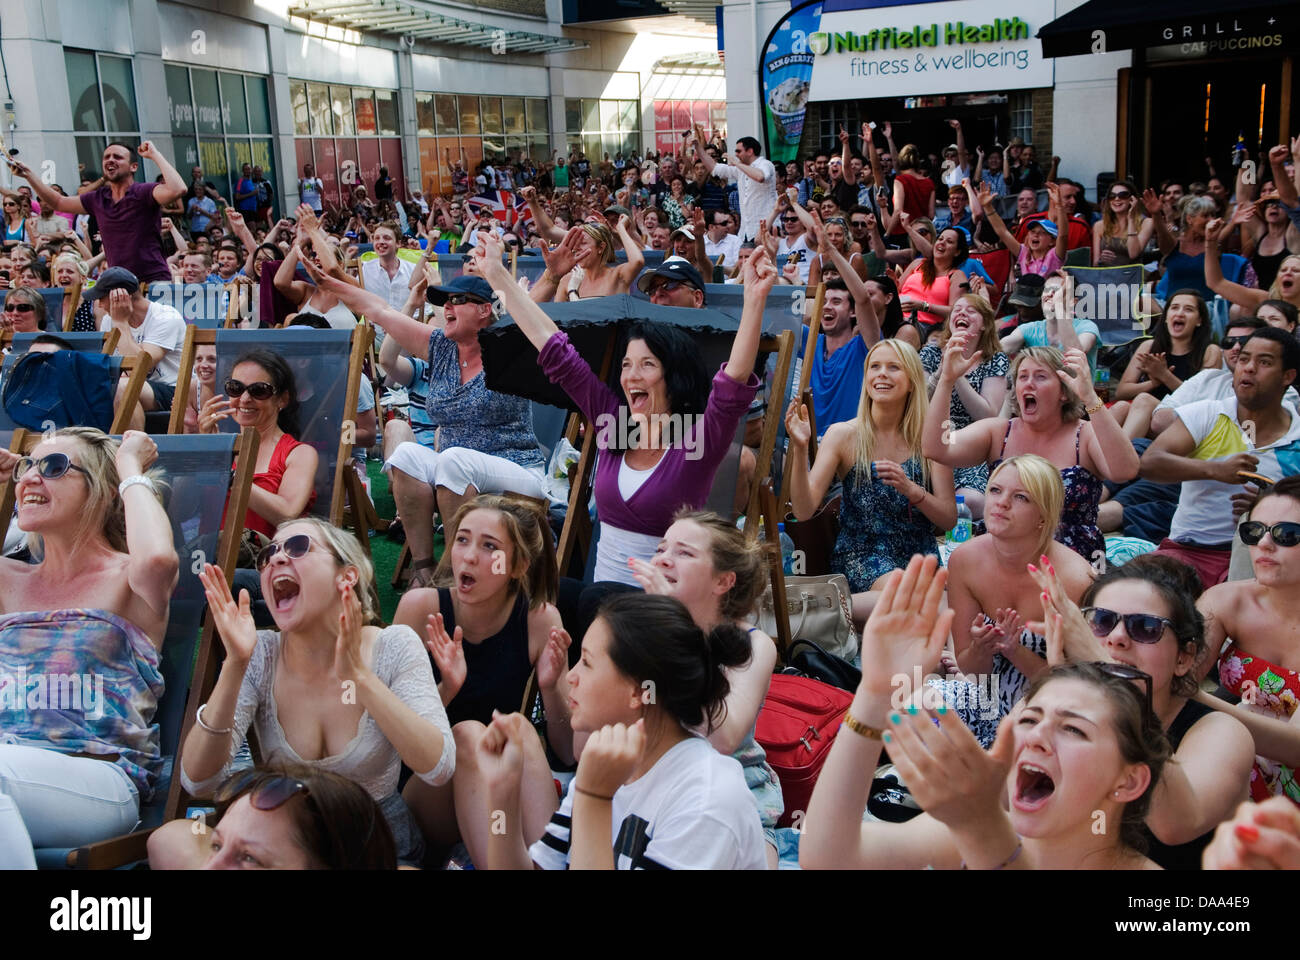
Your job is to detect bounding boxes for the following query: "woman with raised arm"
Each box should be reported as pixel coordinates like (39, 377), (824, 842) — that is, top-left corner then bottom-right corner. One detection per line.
(528, 216), (645, 303)
(157, 518), (453, 864)
(786, 338), (955, 607)
(273, 207), (357, 329)
(1195, 477), (1300, 808)
(896, 226), (969, 334)
(919, 293), (1009, 517)
(0, 429), (178, 869)
(1205, 218), (1300, 315)
(1092, 180), (1153, 267)
(475, 231), (768, 589)
(924, 343), (1139, 561)
(1240, 192), (1300, 290)
(621, 510), (783, 867)
(473, 592), (767, 870)
(1028, 553), (1254, 869)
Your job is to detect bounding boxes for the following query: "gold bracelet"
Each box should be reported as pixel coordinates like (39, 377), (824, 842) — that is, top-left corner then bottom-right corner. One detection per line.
(842, 710), (885, 741)
(1085, 398), (1106, 416)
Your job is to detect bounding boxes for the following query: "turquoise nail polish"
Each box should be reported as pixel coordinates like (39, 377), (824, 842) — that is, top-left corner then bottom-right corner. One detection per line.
(882, 732), (892, 743)
(889, 712), (901, 724)
(907, 705), (918, 716)
(937, 705), (948, 715)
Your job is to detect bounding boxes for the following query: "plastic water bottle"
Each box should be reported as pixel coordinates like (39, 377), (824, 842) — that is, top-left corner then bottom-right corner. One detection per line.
(947, 495), (974, 545)
(777, 522), (797, 575)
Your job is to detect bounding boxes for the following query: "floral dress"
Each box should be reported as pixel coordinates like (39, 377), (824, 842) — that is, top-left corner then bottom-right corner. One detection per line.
(919, 345), (1009, 494)
(831, 457), (938, 592)
(1218, 642), (1300, 806)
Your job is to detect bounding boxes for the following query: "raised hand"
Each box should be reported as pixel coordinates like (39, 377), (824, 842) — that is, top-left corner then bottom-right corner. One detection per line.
(742, 245), (777, 295)
(540, 227), (581, 278)
(859, 554), (954, 700)
(478, 710), (528, 797)
(946, 118), (961, 130)
(536, 626), (572, 692)
(115, 430), (158, 475)
(137, 140), (157, 160)
(198, 563), (258, 664)
(333, 581), (369, 684)
(940, 332), (981, 382)
(575, 719), (646, 799)
(977, 182), (994, 212)
(1056, 346), (1097, 401)
(627, 557), (672, 596)
(425, 612), (466, 702)
(784, 398), (812, 449)
(1203, 797), (1300, 870)
(226, 209), (246, 231)
(1025, 554), (1101, 664)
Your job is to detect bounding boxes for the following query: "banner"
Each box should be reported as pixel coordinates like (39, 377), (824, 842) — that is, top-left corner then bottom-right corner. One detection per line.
(759, 2), (824, 163)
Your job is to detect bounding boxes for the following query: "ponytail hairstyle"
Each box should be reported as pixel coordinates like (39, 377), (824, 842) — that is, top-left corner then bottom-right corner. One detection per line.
(434, 493), (558, 608)
(597, 593), (752, 732)
(672, 508), (771, 621)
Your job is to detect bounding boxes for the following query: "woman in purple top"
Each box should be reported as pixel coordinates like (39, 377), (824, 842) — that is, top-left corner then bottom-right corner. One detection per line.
(474, 233), (770, 586)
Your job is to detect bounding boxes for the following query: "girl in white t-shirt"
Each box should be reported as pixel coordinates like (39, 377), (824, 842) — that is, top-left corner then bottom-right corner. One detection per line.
(472, 592), (767, 869)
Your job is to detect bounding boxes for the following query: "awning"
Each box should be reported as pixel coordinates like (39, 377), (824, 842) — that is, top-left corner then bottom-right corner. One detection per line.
(288, 0), (590, 54)
(1037, 0), (1295, 58)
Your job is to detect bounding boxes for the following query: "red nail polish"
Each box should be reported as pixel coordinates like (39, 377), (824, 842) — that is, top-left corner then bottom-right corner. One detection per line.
(1235, 823), (1259, 843)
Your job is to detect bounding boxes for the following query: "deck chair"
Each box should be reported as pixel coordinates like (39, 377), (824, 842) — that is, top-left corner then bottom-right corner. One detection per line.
(0, 427), (258, 867)
(0, 329), (146, 435)
(60, 277), (84, 331)
(1061, 263), (1152, 345)
(168, 325), (370, 538)
(143, 282), (234, 329)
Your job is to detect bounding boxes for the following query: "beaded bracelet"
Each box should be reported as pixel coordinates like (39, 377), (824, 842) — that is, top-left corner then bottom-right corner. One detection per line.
(961, 840), (1023, 871)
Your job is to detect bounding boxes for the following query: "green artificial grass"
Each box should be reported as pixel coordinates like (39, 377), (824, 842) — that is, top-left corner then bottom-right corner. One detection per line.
(366, 458), (441, 624)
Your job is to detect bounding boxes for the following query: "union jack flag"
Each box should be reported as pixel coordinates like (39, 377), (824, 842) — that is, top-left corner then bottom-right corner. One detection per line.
(465, 189), (522, 229)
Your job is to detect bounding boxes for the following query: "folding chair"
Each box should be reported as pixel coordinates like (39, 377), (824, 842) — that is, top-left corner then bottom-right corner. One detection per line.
(143, 282), (233, 330)
(60, 277), (84, 332)
(0, 330), (147, 435)
(0, 427), (258, 867)
(1061, 263), (1152, 345)
(168, 325), (370, 542)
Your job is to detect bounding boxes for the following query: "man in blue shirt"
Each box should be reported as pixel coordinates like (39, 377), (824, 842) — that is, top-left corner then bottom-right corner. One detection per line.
(933, 187), (975, 234)
(797, 276), (883, 437)
(234, 163), (258, 216)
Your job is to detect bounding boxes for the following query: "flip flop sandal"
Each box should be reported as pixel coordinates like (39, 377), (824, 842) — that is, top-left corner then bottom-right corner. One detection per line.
(407, 558), (438, 591)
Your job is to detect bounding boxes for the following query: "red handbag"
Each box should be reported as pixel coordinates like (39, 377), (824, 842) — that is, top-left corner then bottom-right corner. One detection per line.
(755, 673), (853, 828)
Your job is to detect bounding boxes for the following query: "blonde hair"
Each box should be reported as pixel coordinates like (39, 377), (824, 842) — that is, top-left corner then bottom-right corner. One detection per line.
(672, 508), (772, 622)
(432, 494), (558, 609)
(936, 294), (1001, 362)
(1008, 346), (1085, 422)
(273, 517), (382, 625)
(853, 339), (931, 485)
(51, 252), (86, 280)
(988, 454), (1063, 558)
(897, 144), (920, 172)
(579, 222), (617, 264)
(1267, 255), (1300, 301)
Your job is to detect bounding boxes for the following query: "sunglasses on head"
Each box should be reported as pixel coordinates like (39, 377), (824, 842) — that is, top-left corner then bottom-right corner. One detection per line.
(1092, 661), (1155, 726)
(1081, 607), (1176, 645)
(1239, 520), (1300, 547)
(13, 452), (92, 484)
(255, 532), (324, 570)
(216, 770), (311, 810)
(224, 378), (277, 400)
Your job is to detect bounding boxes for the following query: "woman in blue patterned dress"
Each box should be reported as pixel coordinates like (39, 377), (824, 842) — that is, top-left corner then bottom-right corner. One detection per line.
(919, 293), (1009, 519)
(786, 339), (956, 620)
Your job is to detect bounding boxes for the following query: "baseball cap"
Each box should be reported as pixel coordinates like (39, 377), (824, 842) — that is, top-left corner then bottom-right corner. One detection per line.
(604, 204), (631, 219)
(669, 225), (695, 243)
(636, 256), (706, 303)
(1006, 273), (1046, 307)
(82, 266), (140, 300)
(427, 274), (495, 306)
(1027, 217), (1059, 237)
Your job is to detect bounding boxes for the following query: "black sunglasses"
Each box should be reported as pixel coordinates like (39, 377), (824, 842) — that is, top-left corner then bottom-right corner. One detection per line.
(1108, 190), (1132, 200)
(445, 293), (485, 306)
(225, 378), (278, 400)
(1239, 520), (1300, 547)
(3, 302), (35, 313)
(255, 532), (322, 570)
(1081, 606), (1176, 645)
(1222, 334), (1252, 350)
(1093, 662), (1155, 727)
(13, 452), (92, 484)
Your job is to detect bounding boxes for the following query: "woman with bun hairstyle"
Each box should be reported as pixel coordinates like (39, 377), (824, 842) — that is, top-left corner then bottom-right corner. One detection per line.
(473, 593), (767, 869)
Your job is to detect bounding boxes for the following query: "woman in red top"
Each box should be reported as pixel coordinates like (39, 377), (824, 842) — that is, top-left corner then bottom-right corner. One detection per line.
(198, 348), (318, 535)
(888, 144), (936, 241)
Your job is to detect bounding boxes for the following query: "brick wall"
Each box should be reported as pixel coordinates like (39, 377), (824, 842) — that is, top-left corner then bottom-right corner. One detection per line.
(1030, 87), (1053, 159)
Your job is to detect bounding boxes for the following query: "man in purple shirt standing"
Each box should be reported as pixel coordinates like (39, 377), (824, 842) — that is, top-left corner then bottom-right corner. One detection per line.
(8, 141), (184, 283)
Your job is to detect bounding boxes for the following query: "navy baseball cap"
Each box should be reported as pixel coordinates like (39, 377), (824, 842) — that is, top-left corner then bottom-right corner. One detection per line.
(427, 274), (495, 306)
(636, 256), (707, 303)
(83, 266), (140, 300)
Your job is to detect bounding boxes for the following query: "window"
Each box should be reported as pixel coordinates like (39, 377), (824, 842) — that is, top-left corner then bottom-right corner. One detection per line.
(353, 88), (377, 135)
(435, 94), (458, 137)
(290, 81), (310, 136)
(1009, 92), (1033, 147)
(374, 90), (399, 136)
(330, 86), (355, 137)
(65, 50), (142, 180)
(567, 97), (639, 160)
(817, 102), (858, 155)
(307, 83), (333, 136)
(415, 93), (435, 137)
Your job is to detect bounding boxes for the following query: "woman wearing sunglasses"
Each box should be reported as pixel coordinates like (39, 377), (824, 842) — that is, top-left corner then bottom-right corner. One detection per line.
(149, 764), (398, 869)
(1030, 553), (1254, 869)
(801, 555), (1170, 870)
(0, 427), (178, 869)
(170, 518), (453, 864)
(1, 287), (44, 334)
(1195, 477), (1300, 808)
(197, 348), (317, 540)
(1092, 180), (1154, 267)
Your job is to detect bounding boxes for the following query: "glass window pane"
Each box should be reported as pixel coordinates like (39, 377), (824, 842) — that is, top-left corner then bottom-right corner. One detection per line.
(527, 98), (548, 135)
(582, 134), (600, 163)
(480, 97), (503, 136)
(198, 138), (230, 199)
(65, 51), (104, 132)
(375, 89), (399, 136)
(458, 96), (480, 136)
(564, 99), (581, 134)
(307, 82), (333, 136)
(415, 93), (434, 137)
(192, 69), (223, 136)
(581, 99), (599, 133)
(530, 135), (549, 162)
(482, 136), (504, 163)
(166, 65), (194, 136)
(291, 82), (310, 136)
(74, 136), (108, 180)
(219, 72), (249, 135)
(246, 76), (272, 134)
(619, 100), (638, 132)
(621, 132), (639, 158)
(98, 55), (139, 131)
(251, 139), (277, 220)
(503, 97), (526, 136)
(173, 136), (199, 177)
(330, 86), (355, 136)
(353, 88), (377, 134)
(229, 140), (253, 200)
(434, 94), (458, 136)
(600, 100), (619, 133)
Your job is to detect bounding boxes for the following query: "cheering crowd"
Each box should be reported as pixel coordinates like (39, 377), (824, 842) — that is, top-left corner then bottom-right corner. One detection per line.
(0, 114), (1298, 871)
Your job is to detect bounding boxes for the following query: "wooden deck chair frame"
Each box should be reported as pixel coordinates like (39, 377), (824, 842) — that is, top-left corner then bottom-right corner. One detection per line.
(61, 277), (84, 332)
(0, 427), (259, 867)
(167, 325), (370, 527)
(778, 284), (825, 516)
(758, 477), (793, 663)
(0, 327), (120, 355)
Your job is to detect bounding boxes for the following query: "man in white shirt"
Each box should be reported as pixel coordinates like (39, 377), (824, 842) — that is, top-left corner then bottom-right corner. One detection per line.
(703, 209), (742, 269)
(694, 129), (776, 243)
(776, 209), (811, 283)
(89, 266), (186, 414)
(360, 220), (415, 312)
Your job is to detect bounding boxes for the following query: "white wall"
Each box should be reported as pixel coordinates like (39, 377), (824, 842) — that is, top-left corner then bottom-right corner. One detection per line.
(722, 0), (791, 140)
